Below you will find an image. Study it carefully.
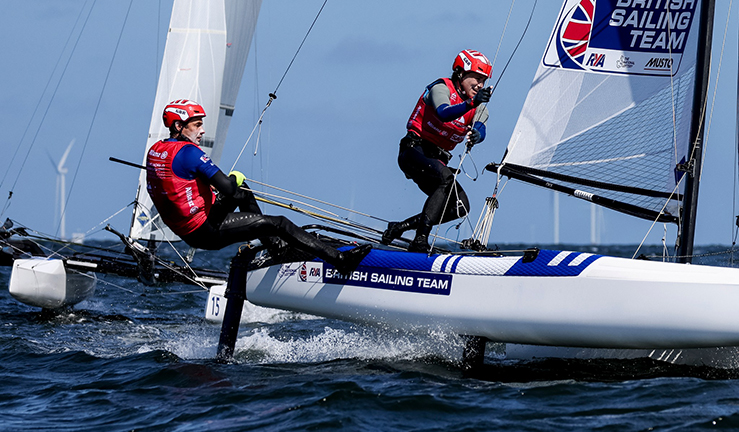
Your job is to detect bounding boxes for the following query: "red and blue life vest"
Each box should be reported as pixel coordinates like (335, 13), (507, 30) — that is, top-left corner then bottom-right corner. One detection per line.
(406, 78), (477, 151)
(146, 140), (214, 236)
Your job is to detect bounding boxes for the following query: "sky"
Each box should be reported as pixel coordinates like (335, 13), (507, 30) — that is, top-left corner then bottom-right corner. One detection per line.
(1, 0), (738, 249)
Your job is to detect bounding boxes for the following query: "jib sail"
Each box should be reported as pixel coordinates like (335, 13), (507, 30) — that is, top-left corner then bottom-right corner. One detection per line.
(500, 0), (704, 223)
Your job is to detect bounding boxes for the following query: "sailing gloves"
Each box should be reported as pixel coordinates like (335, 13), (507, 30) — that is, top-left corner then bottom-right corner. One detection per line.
(229, 171), (247, 187)
(471, 86), (492, 107)
(468, 128), (482, 146)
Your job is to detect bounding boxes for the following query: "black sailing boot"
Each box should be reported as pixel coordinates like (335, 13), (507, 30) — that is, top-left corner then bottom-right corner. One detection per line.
(334, 244), (373, 274)
(407, 215), (433, 253)
(381, 214), (421, 245)
(283, 225), (372, 274)
(263, 236), (289, 261)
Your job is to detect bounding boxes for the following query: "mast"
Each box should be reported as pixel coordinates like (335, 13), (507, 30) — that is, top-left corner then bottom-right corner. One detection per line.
(677, 0), (716, 263)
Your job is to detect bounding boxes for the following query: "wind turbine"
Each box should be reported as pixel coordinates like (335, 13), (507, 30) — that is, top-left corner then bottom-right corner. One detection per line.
(48, 139), (75, 240)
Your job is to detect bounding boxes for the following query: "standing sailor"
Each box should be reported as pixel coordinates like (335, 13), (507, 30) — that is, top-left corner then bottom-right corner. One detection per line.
(383, 50), (492, 252)
(146, 99), (370, 273)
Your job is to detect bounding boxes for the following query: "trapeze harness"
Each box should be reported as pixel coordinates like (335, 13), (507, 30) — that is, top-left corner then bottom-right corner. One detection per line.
(146, 139), (215, 236)
(399, 78), (479, 224)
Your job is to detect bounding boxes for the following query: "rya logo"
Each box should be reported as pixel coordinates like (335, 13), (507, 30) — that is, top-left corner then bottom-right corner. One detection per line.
(585, 52), (605, 67)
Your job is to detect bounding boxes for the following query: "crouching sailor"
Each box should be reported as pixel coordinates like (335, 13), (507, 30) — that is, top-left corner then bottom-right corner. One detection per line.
(145, 99), (370, 273)
(382, 50), (492, 253)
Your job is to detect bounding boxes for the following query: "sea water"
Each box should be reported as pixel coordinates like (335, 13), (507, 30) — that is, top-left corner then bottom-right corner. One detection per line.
(3, 244), (739, 431)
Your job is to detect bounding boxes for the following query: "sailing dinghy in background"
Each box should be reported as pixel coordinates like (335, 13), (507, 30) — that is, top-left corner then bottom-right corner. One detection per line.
(208, 0), (739, 368)
(4, 0), (262, 309)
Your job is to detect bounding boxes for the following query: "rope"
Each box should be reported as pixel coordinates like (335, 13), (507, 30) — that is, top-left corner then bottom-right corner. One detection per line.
(242, 177), (388, 223)
(230, 95), (274, 170)
(489, 0), (538, 95)
(460, 0), (539, 248)
(60, 0), (135, 238)
(0, 0), (96, 220)
(424, 1), (540, 252)
(490, 0), (517, 70)
(230, 0), (329, 168)
(429, 149), (475, 252)
(272, 0), (328, 95)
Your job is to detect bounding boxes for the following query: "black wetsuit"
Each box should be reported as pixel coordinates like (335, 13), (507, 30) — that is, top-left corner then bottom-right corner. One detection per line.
(382, 78), (489, 251)
(152, 142), (344, 263)
(179, 170), (343, 266)
(397, 133), (470, 225)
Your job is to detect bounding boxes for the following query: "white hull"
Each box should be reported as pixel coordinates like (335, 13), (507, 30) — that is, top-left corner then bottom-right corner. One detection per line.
(237, 249), (739, 349)
(9, 259), (96, 309)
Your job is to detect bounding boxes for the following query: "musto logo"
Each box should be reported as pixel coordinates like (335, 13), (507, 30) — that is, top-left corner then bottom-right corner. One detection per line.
(544, 0), (697, 76)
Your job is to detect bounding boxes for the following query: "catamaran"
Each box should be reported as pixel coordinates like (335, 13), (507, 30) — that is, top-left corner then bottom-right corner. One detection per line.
(5, 0), (739, 370)
(205, 0), (739, 367)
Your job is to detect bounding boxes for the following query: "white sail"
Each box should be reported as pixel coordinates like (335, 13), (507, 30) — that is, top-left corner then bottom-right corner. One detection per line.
(502, 0), (703, 220)
(130, 0), (262, 242)
(211, 0), (262, 164)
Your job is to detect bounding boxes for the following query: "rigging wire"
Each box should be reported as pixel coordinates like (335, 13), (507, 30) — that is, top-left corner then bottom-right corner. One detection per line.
(144, 218), (209, 289)
(250, 188), (462, 247)
(272, 0), (328, 95)
(701, 0), (733, 176)
(489, 0), (517, 70)
(731, 0), (739, 266)
(463, 0), (539, 248)
(230, 0), (328, 170)
(734, 0), (739, 266)
(243, 176), (388, 223)
(3, 223), (208, 295)
(635, 0), (733, 260)
(60, 0), (135, 238)
(489, 0), (538, 96)
(0, 0), (96, 219)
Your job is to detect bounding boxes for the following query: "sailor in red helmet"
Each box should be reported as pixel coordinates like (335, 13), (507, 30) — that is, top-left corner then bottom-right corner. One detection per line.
(146, 99), (370, 273)
(382, 50), (493, 253)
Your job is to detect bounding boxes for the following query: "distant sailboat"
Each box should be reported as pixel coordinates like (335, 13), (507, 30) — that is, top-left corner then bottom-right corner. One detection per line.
(6, 0), (262, 309)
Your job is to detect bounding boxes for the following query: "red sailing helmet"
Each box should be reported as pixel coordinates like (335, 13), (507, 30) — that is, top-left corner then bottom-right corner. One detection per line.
(452, 49), (492, 78)
(162, 99), (206, 127)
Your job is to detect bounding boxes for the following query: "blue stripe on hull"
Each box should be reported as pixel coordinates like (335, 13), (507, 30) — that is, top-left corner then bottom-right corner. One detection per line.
(504, 250), (601, 276)
(337, 248), (437, 271)
(333, 247), (602, 277)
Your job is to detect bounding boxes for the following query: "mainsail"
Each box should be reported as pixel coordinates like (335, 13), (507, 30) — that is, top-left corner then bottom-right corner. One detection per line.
(501, 0), (704, 223)
(129, 0), (262, 242)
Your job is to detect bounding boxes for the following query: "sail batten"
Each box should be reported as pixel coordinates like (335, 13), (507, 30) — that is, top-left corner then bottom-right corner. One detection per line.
(502, 0), (702, 223)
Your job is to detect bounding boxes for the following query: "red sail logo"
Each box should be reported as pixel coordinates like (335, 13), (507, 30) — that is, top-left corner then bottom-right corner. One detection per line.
(559, 0), (595, 65)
